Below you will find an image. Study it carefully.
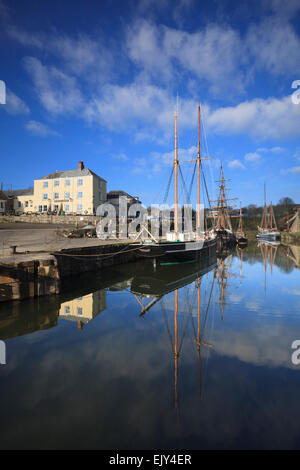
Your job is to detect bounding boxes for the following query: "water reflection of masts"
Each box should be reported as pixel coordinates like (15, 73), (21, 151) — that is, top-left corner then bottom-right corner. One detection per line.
(190, 274), (215, 398)
(258, 241), (278, 292)
(216, 254), (233, 320)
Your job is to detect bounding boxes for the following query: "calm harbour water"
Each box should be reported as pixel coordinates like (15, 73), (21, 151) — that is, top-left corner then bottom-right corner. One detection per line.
(0, 241), (300, 450)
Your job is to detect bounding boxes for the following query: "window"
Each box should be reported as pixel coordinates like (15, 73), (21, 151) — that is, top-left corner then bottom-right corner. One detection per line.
(64, 305), (70, 314)
(43, 181), (48, 188)
(65, 192), (70, 199)
(65, 179), (70, 186)
(77, 191), (83, 199)
(77, 307), (83, 316)
(77, 204), (82, 211)
(18, 201), (21, 208)
(98, 180), (102, 188)
(54, 205), (58, 211)
(43, 193), (48, 200)
(65, 204), (69, 212)
(54, 180), (59, 187)
(99, 192), (102, 201)
(54, 193), (59, 199)
(78, 178), (83, 186)
(43, 205), (47, 212)
(25, 201), (28, 207)
(38, 205), (42, 212)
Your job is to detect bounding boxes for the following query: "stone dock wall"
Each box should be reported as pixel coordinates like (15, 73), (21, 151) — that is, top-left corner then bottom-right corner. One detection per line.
(1, 214), (101, 225)
(0, 255), (60, 302)
(0, 243), (140, 302)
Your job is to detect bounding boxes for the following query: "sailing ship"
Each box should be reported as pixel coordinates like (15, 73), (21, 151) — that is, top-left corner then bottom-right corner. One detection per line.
(236, 202), (248, 246)
(134, 103), (216, 264)
(209, 165), (237, 249)
(257, 184), (280, 241)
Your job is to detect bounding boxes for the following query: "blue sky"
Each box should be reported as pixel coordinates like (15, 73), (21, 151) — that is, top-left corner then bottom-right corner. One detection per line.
(0, 0), (300, 207)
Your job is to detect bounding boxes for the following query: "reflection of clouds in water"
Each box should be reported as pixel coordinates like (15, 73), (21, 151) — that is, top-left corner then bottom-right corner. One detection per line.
(213, 324), (296, 369)
(3, 319), (300, 449)
(245, 300), (262, 312)
(228, 293), (245, 304)
(281, 287), (300, 297)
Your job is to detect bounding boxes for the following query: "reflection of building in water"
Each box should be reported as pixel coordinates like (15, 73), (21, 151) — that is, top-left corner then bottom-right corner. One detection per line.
(285, 245), (300, 270)
(59, 289), (106, 328)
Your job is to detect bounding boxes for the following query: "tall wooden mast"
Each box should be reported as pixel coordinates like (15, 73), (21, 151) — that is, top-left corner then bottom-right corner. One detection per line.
(264, 183), (267, 229)
(240, 202), (243, 235)
(174, 288), (179, 409)
(197, 103), (201, 233)
(174, 110), (179, 238)
(270, 201), (273, 230)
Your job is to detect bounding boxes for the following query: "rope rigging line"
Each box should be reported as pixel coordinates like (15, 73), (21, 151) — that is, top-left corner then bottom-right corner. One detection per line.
(188, 162), (197, 202)
(178, 164), (191, 205)
(163, 166), (174, 204)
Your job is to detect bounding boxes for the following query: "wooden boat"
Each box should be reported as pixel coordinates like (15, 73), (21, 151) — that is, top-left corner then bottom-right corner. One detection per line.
(134, 103), (217, 264)
(257, 184), (280, 241)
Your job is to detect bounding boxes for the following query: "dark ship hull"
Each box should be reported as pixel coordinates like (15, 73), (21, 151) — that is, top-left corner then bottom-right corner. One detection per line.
(215, 229), (237, 250)
(237, 236), (248, 246)
(134, 238), (216, 265)
(131, 254), (217, 298)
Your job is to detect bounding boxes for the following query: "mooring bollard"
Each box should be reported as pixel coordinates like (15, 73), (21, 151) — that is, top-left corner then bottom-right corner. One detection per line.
(10, 245), (17, 255)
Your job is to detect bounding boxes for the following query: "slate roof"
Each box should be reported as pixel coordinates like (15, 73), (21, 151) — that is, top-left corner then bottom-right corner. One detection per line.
(4, 188), (34, 197)
(36, 168), (106, 182)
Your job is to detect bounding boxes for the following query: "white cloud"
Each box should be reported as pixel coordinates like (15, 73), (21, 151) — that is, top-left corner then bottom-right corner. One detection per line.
(247, 16), (300, 76)
(293, 148), (300, 160)
(24, 57), (83, 115)
(281, 166), (300, 174)
(126, 20), (247, 95)
(112, 153), (129, 161)
(207, 95), (300, 139)
(84, 82), (183, 138)
(245, 152), (261, 162)
(25, 120), (60, 137)
(228, 159), (245, 169)
(3, 89), (30, 115)
(257, 146), (285, 153)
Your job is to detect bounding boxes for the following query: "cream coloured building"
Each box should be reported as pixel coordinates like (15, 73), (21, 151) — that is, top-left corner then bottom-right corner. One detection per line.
(59, 289), (107, 326)
(5, 161), (107, 215)
(34, 161), (106, 215)
(4, 188), (34, 214)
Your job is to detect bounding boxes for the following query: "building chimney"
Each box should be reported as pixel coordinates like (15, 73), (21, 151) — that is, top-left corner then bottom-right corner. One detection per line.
(78, 161), (84, 171)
